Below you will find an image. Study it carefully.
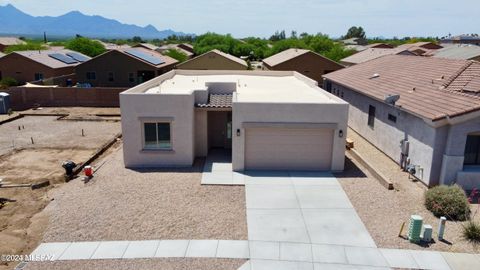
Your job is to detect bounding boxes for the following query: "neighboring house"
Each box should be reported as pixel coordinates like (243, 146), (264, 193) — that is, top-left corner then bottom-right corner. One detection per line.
(76, 47), (178, 87)
(177, 43), (194, 54)
(262, 48), (344, 83)
(429, 44), (480, 61)
(396, 42), (443, 56)
(120, 70), (348, 172)
(0, 37), (26, 52)
(366, 43), (394, 49)
(341, 37), (368, 46)
(441, 35), (480, 46)
(323, 55), (480, 189)
(0, 49), (90, 84)
(133, 43), (159, 51)
(343, 43), (393, 53)
(344, 45), (367, 52)
(340, 48), (414, 66)
(176, 49), (248, 70)
(157, 44), (194, 59)
(94, 40), (131, 50)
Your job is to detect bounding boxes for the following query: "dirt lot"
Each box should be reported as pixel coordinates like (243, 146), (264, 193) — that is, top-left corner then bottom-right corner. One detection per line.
(0, 113), (121, 270)
(40, 146), (247, 242)
(338, 129), (480, 253)
(0, 116), (120, 156)
(25, 258), (246, 270)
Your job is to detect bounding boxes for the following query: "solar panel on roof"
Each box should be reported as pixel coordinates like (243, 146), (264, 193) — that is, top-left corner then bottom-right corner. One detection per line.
(48, 53), (77, 64)
(124, 49), (165, 65)
(66, 52), (90, 62)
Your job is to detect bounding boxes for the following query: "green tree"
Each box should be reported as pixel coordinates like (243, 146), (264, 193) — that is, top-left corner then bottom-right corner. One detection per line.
(343, 26), (366, 39)
(65, 37), (106, 57)
(164, 49), (188, 63)
(132, 36), (143, 43)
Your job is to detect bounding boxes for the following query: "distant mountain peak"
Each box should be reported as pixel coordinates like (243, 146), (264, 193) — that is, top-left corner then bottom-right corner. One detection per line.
(0, 4), (192, 39)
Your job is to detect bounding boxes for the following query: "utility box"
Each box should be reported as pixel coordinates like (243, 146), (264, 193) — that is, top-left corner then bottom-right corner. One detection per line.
(422, 224), (433, 242)
(0, 92), (11, 114)
(408, 215), (423, 243)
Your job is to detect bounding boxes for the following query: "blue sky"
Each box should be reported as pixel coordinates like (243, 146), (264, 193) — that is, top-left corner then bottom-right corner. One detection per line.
(1, 0), (478, 38)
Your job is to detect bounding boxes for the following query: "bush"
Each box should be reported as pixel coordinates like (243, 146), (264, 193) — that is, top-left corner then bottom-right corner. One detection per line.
(0, 77), (19, 88)
(463, 221), (480, 243)
(164, 49), (188, 63)
(4, 42), (47, 53)
(65, 37), (106, 57)
(425, 185), (471, 221)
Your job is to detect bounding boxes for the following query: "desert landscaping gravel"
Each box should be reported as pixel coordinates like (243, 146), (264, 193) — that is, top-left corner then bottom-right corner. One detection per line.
(24, 258), (246, 270)
(338, 129), (480, 253)
(41, 146), (247, 242)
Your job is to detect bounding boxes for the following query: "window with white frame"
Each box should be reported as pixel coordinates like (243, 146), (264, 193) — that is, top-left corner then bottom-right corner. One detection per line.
(144, 122), (171, 150)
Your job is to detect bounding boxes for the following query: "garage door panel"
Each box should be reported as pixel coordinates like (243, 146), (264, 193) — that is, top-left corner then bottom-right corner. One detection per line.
(245, 128), (333, 171)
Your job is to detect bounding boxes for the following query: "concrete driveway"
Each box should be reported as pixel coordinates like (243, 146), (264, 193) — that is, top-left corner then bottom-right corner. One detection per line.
(245, 171), (376, 248)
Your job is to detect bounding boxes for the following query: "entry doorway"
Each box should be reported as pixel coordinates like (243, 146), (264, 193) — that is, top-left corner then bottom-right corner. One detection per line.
(208, 111), (232, 151)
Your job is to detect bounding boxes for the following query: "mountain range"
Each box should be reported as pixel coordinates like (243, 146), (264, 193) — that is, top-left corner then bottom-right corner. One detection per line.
(0, 4), (190, 39)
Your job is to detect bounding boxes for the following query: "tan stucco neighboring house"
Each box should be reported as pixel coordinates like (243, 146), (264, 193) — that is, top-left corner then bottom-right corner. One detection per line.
(176, 49), (248, 70)
(0, 49), (90, 83)
(340, 48), (415, 66)
(156, 44), (194, 59)
(262, 48), (344, 83)
(324, 55), (480, 189)
(120, 70), (348, 172)
(0, 37), (26, 52)
(429, 44), (480, 61)
(75, 48), (178, 87)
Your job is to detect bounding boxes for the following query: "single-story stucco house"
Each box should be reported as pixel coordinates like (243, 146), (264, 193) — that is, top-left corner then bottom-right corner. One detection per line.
(176, 49), (248, 70)
(120, 70), (348, 172)
(323, 55), (480, 189)
(262, 48), (344, 84)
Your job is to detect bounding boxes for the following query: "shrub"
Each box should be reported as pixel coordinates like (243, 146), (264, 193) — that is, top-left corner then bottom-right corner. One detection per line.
(463, 221), (480, 243)
(0, 77), (19, 87)
(164, 49), (188, 63)
(65, 37), (106, 57)
(425, 184), (470, 221)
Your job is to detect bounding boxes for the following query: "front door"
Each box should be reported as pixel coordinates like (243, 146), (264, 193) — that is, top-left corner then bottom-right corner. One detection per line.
(208, 111), (232, 149)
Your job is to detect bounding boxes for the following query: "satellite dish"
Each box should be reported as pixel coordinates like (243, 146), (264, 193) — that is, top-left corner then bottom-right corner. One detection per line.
(385, 94), (400, 105)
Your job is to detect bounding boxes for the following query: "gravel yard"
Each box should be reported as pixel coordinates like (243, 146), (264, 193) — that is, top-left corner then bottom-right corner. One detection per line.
(338, 129), (480, 253)
(24, 258), (246, 270)
(41, 146), (247, 242)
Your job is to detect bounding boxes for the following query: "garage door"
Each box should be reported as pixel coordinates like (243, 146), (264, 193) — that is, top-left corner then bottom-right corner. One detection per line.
(245, 128), (333, 171)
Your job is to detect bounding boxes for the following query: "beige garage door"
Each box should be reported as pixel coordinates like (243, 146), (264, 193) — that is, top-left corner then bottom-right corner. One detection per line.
(245, 128), (333, 171)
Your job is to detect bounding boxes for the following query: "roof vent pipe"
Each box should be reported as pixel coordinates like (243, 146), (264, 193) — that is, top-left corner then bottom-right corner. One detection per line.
(370, 73), (380, 79)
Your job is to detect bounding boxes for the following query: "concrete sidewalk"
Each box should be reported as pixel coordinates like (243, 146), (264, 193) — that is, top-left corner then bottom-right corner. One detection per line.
(29, 239), (478, 270)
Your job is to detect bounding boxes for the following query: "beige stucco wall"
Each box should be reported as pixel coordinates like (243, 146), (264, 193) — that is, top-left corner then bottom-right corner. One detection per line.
(120, 92), (196, 167)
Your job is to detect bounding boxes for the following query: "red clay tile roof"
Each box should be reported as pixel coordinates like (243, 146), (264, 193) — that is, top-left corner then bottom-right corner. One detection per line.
(323, 55), (480, 121)
(196, 94), (233, 108)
